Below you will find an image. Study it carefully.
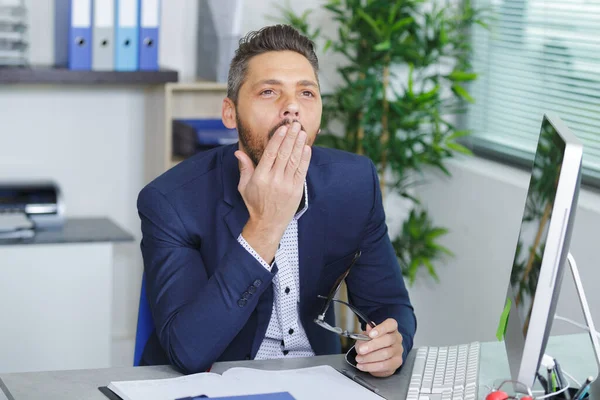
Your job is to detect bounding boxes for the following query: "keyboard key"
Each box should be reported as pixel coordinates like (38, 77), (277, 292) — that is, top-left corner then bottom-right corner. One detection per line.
(420, 395), (443, 400)
(431, 385), (453, 393)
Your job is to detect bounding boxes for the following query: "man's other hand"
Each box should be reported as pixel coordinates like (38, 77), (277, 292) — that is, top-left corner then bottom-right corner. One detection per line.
(354, 318), (404, 378)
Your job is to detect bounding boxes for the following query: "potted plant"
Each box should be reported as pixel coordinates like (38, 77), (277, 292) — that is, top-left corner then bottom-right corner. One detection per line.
(274, 0), (488, 285)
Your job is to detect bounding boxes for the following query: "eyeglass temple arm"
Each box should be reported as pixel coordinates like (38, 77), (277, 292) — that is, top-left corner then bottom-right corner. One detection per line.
(321, 296), (376, 328)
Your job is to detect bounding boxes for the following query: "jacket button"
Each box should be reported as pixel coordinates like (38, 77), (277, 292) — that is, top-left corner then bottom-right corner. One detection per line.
(242, 291), (250, 300)
(245, 354), (251, 360)
(237, 299), (247, 307)
(253, 279), (262, 287)
(248, 285), (256, 294)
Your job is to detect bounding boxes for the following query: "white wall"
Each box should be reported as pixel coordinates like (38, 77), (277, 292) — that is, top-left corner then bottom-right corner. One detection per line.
(410, 155), (600, 348)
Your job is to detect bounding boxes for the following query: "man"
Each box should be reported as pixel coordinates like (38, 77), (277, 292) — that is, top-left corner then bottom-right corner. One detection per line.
(137, 24), (416, 377)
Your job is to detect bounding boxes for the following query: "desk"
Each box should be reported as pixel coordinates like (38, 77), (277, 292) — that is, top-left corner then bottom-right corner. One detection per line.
(0, 334), (596, 400)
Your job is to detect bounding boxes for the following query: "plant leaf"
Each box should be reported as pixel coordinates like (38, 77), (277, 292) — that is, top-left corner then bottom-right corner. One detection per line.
(427, 228), (449, 239)
(408, 64), (415, 95)
(391, 17), (413, 32)
(423, 259), (440, 283)
(357, 9), (383, 38)
(432, 243), (454, 256)
(374, 40), (391, 51)
(446, 141), (473, 155)
(449, 71), (478, 81)
(451, 84), (475, 103)
(388, 2), (400, 24)
(446, 130), (471, 141)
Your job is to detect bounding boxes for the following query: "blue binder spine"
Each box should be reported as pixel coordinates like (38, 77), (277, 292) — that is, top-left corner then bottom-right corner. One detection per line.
(138, 0), (160, 70)
(70, 0), (92, 69)
(54, 0), (92, 70)
(115, 0), (140, 71)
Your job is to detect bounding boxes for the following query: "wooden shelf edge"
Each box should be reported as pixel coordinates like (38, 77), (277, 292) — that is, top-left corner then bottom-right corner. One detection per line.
(0, 66), (179, 85)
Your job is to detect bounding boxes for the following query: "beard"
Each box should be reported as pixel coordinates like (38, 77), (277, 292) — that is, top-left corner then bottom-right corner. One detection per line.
(236, 115), (309, 167)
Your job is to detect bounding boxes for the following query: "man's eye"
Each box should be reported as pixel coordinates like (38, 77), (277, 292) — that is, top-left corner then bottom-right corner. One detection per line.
(302, 91), (314, 97)
(261, 90), (274, 96)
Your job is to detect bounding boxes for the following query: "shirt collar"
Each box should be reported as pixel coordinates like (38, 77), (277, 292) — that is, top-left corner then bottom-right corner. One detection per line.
(294, 180), (309, 220)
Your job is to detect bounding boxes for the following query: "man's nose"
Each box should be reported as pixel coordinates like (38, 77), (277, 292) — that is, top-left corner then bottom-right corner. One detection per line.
(281, 101), (300, 119)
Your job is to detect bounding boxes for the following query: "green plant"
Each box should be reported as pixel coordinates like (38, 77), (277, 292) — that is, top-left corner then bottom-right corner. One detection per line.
(272, 0), (488, 284)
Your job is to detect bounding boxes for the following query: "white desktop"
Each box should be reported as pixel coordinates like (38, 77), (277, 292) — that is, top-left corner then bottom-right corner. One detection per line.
(407, 114), (600, 400)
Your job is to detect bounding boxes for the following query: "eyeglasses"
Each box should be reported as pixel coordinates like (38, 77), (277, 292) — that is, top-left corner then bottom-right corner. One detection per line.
(314, 250), (377, 341)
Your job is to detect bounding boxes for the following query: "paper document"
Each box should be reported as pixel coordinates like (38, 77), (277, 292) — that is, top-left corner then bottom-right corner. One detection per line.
(224, 365), (383, 399)
(107, 365), (382, 400)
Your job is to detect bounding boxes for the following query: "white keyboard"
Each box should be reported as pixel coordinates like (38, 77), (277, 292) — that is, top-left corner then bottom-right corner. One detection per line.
(407, 342), (480, 400)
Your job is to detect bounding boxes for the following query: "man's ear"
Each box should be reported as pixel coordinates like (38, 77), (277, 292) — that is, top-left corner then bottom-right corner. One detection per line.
(222, 98), (237, 129)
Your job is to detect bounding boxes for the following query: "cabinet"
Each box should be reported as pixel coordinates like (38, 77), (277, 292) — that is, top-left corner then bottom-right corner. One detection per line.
(0, 218), (133, 373)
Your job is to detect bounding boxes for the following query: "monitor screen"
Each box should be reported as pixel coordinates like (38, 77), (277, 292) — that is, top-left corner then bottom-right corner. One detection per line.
(503, 114), (582, 389)
(509, 118), (565, 340)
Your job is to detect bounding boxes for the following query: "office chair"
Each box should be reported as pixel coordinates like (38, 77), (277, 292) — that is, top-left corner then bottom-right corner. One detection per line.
(133, 273), (154, 366)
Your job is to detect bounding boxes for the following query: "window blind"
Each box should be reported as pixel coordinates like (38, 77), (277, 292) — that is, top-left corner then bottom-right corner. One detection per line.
(467, 0), (600, 178)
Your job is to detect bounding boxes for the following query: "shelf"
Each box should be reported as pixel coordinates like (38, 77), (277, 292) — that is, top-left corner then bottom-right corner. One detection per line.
(0, 66), (179, 85)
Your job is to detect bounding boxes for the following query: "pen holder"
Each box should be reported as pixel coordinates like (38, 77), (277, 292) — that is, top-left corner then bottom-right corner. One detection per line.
(550, 387), (589, 399)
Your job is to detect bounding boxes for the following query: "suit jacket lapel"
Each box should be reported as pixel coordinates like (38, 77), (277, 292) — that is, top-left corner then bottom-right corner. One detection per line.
(298, 157), (327, 346)
(221, 144), (249, 239)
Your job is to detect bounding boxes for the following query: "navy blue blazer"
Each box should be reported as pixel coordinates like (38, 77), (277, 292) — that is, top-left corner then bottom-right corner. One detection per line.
(136, 143), (417, 374)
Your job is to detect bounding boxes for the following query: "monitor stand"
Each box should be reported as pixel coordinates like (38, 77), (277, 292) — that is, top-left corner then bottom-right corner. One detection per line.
(557, 253), (600, 397)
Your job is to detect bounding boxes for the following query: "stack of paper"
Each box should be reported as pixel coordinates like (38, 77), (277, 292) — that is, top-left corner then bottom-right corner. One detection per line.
(0, 212), (34, 239)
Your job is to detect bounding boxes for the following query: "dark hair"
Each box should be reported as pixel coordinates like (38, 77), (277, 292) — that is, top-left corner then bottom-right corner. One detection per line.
(227, 24), (319, 104)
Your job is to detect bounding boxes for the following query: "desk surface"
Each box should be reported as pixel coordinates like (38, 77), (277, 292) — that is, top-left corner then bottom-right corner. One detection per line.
(0, 334), (595, 400)
(0, 217), (134, 246)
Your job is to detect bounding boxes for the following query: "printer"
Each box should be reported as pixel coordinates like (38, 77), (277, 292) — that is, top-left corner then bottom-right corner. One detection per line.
(0, 181), (65, 230)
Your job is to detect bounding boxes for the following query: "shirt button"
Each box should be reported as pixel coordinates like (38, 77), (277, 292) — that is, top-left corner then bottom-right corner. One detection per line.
(253, 279), (262, 287)
(283, 350), (289, 356)
(237, 299), (247, 307)
(248, 285), (257, 294)
(285, 287), (290, 294)
(288, 328), (294, 335)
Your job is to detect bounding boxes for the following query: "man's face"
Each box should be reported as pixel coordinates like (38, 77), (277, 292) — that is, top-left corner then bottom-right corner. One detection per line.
(225, 50), (322, 167)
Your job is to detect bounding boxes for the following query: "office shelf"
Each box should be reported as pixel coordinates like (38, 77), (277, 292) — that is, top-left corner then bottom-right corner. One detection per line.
(0, 66), (179, 85)
(144, 81), (229, 181)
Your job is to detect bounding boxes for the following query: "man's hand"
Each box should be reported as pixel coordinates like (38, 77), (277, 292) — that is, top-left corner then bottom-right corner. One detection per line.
(235, 121), (311, 263)
(354, 318), (404, 377)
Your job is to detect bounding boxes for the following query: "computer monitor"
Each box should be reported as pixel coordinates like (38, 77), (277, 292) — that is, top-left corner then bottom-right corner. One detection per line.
(503, 113), (583, 390)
